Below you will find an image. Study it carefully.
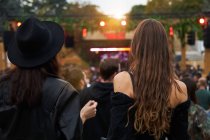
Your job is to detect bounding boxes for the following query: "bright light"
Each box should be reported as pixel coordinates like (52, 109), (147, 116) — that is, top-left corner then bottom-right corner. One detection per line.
(199, 18), (205, 24)
(198, 17), (207, 26)
(90, 47), (130, 52)
(112, 13), (125, 19)
(121, 20), (126, 26)
(108, 8), (126, 19)
(17, 22), (22, 27)
(100, 21), (106, 27)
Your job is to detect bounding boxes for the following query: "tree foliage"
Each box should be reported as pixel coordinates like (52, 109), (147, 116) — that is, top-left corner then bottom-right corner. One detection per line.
(60, 3), (105, 32)
(127, 0), (208, 34)
(20, 0), (67, 15)
(0, 0), (22, 34)
(129, 0), (210, 15)
(146, 0), (171, 13)
(0, 0), (105, 32)
(145, 0), (209, 14)
(129, 5), (146, 15)
(0, 0), (22, 18)
(171, 0), (204, 13)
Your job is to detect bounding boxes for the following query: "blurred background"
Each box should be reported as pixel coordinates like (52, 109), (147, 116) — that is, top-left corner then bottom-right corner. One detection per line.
(0, 0), (210, 80)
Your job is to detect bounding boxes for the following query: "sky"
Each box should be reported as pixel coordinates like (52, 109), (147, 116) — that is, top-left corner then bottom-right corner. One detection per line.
(67, 0), (147, 18)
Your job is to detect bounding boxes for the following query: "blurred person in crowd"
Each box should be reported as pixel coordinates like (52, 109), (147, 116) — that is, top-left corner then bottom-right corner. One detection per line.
(0, 17), (81, 140)
(80, 58), (119, 140)
(107, 19), (189, 140)
(182, 77), (210, 140)
(206, 72), (210, 91)
(193, 72), (202, 83)
(196, 77), (210, 110)
(89, 66), (100, 83)
(61, 67), (97, 124)
(197, 64), (203, 73)
(62, 67), (88, 92)
(118, 60), (129, 72)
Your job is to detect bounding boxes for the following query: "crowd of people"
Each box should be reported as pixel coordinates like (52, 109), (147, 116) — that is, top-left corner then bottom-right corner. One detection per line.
(1, 17), (210, 140)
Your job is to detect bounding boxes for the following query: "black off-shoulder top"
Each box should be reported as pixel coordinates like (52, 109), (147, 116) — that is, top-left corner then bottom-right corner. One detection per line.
(107, 92), (190, 140)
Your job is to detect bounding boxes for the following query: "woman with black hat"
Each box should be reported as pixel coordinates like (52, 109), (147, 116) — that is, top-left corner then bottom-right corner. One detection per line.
(0, 17), (81, 140)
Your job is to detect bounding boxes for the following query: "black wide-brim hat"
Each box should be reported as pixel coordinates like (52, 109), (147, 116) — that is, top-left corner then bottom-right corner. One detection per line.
(7, 17), (64, 68)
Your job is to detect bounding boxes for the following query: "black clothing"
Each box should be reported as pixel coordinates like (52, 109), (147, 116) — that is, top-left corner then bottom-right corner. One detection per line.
(0, 76), (82, 140)
(80, 82), (113, 140)
(107, 92), (190, 140)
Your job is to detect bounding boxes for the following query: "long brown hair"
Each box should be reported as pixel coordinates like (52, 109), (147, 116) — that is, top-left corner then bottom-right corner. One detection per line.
(10, 57), (60, 107)
(129, 19), (175, 139)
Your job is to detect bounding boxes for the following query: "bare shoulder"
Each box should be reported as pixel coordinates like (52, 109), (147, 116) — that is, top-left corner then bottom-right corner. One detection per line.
(171, 79), (188, 107)
(113, 71), (134, 98)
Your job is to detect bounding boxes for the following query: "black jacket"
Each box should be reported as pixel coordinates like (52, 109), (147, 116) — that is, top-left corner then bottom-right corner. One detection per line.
(80, 82), (113, 140)
(0, 76), (82, 140)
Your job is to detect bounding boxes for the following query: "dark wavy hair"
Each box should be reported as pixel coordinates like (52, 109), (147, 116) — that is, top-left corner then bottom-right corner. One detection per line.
(8, 57), (60, 107)
(129, 19), (177, 139)
(99, 58), (119, 81)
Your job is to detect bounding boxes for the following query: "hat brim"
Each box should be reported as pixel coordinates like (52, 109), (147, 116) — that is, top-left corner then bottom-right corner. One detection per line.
(7, 21), (64, 68)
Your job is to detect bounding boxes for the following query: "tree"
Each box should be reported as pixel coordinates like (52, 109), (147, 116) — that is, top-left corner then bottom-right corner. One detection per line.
(20, 0), (67, 16)
(145, 0), (172, 13)
(171, 0), (203, 13)
(170, 0), (205, 70)
(145, 0), (206, 14)
(0, 0), (22, 35)
(174, 19), (193, 70)
(62, 3), (105, 32)
(129, 5), (146, 16)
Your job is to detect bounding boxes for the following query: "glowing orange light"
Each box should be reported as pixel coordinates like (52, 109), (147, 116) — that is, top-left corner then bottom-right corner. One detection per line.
(90, 47), (130, 52)
(82, 28), (87, 37)
(100, 21), (105, 27)
(121, 20), (127, 26)
(17, 22), (22, 27)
